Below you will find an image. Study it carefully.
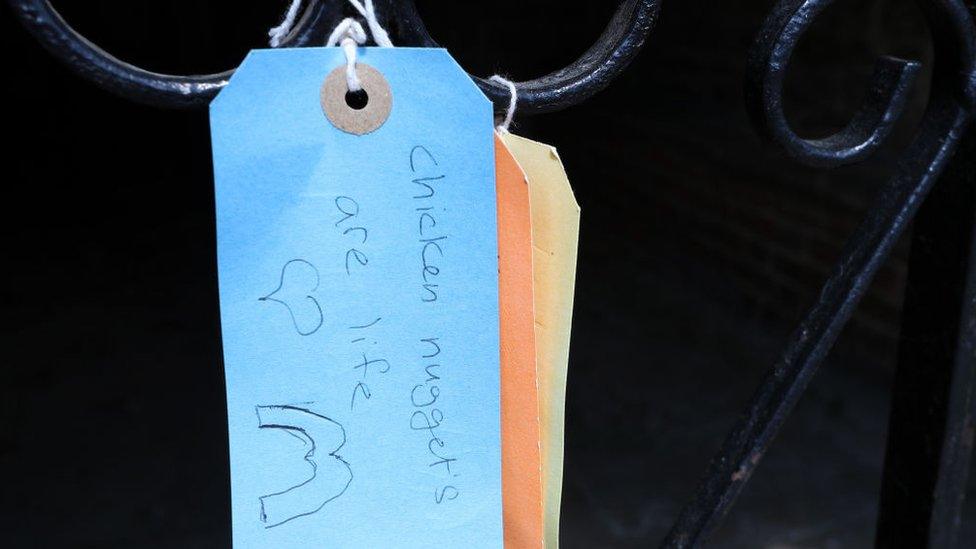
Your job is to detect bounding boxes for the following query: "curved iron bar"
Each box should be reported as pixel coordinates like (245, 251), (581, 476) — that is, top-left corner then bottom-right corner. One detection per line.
(385, 0), (661, 114)
(663, 0), (976, 546)
(5, 0), (330, 109)
(745, 0), (922, 168)
(7, 0), (661, 114)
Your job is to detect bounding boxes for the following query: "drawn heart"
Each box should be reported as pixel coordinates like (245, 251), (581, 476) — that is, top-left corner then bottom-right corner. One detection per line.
(259, 259), (324, 336)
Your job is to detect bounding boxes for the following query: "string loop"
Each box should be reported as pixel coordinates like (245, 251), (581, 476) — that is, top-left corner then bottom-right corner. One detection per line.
(327, 19), (368, 91)
(270, 0), (393, 49)
(347, 0), (393, 48)
(270, 1), (394, 93)
(489, 75), (518, 132)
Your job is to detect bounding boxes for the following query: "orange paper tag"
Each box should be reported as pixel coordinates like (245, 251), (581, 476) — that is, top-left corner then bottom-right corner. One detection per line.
(495, 133), (544, 548)
(499, 132), (580, 549)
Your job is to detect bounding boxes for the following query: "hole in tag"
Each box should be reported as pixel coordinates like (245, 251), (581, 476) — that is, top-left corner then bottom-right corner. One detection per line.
(345, 89), (369, 110)
(321, 64), (392, 135)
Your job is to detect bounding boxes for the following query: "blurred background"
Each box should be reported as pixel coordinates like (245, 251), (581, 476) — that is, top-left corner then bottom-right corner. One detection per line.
(2, 0), (974, 547)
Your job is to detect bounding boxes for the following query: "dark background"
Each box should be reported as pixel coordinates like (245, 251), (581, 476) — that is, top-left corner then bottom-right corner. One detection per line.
(2, 1), (974, 547)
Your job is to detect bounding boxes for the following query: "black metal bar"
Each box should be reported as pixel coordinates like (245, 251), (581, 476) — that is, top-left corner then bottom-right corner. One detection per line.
(662, 97), (973, 549)
(744, 0), (921, 168)
(1, 0), (349, 109)
(6, 0), (661, 113)
(875, 128), (976, 549)
(385, 0), (660, 114)
(662, 0), (976, 545)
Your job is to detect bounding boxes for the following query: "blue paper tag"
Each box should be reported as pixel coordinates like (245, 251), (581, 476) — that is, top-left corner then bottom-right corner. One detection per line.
(210, 47), (501, 548)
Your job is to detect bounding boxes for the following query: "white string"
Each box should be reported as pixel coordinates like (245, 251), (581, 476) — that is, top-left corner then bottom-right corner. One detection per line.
(489, 75), (518, 132)
(270, 0), (393, 49)
(270, 1), (395, 93)
(346, 0), (393, 48)
(327, 19), (368, 91)
(268, 0), (302, 48)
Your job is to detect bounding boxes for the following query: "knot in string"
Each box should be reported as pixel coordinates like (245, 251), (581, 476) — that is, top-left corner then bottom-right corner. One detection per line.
(346, 0), (393, 48)
(327, 18), (369, 91)
(269, 0), (392, 48)
(270, 1), (394, 92)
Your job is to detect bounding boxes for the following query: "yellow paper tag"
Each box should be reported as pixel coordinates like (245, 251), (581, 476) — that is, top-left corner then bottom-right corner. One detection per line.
(499, 132), (580, 549)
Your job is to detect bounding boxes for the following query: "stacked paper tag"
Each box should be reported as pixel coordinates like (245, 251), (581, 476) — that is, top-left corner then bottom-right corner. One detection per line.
(210, 47), (579, 548)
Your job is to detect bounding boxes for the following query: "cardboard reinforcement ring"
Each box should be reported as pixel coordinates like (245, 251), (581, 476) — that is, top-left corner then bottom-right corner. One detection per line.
(320, 63), (392, 135)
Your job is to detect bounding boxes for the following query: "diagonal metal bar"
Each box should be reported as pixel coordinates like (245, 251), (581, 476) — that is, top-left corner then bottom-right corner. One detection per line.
(661, 96), (973, 547)
(875, 128), (976, 549)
